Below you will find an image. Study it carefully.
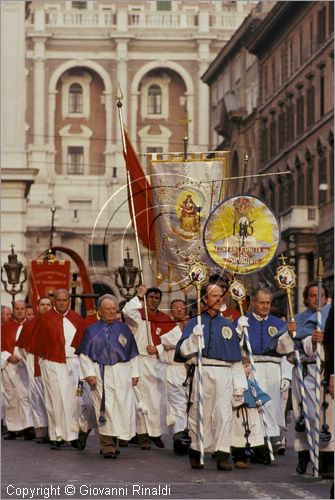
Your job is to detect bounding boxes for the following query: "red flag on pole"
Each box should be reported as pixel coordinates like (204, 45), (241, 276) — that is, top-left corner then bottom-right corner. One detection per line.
(123, 130), (156, 251)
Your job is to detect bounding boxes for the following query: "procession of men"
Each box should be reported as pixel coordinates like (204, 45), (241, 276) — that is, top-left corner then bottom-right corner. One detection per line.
(1, 276), (333, 484)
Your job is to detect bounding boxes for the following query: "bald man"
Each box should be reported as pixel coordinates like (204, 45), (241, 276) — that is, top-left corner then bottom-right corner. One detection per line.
(30, 289), (83, 449)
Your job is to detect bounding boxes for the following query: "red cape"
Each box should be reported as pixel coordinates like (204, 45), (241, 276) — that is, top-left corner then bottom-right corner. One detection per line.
(29, 309), (83, 363)
(1, 319), (24, 354)
(16, 318), (37, 351)
(139, 309), (176, 346)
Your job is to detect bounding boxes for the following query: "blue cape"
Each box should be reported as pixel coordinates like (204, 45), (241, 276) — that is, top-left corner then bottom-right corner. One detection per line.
(175, 312), (242, 363)
(75, 319), (139, 366)
(233, 313), (285, 356)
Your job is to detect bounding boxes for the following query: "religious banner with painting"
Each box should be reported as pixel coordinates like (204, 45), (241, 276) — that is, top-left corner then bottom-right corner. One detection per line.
(149, 152), (229, 288)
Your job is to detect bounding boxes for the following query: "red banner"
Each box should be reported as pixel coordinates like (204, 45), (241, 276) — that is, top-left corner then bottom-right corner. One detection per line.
(29, 259), (70, 310)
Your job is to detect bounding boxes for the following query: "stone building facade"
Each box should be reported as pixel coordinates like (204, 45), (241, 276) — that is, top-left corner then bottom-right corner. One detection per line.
(2, 0), (257, 305)
(203, 1), (334, 311)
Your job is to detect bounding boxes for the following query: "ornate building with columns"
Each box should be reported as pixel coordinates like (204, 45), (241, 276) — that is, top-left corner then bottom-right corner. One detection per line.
(2, 0), (257, 306)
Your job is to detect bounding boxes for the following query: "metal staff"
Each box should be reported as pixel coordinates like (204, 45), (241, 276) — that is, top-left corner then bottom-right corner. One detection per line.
(314, 257), (324, 478)
(117, 89), (152, 345)
(189, 263), (207, 467)
(274, 256), (315, 469)
(229, 279), (274, 462)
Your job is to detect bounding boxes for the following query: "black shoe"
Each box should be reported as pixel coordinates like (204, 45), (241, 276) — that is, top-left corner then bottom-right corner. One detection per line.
(50, 441), (62, 450)
(296, 450), (310, 474)
(150, 436), (165, 448)
(23, 428), (35, 441)
(77, 429), (91, 451)
(70, 439), (79, 449)
(189, 448), (204, 469)
(129, 435), (139, 445)
(3, 431), (16, 440)
(173, 439), (189, 455)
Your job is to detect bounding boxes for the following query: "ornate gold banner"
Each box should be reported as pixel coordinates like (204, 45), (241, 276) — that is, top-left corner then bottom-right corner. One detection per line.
(149, 152), (229, 286)
(203, 195), (280, 275)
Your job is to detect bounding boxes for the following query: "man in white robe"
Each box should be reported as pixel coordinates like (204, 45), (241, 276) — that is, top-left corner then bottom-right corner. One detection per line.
(123, 285), (181, 450)
(30, 289), (83, 449)
(76, 295), (139, 458)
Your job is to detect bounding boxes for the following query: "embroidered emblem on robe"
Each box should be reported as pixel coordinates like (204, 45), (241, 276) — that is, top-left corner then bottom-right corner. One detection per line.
(118, 333), (127, 347)
(222, 326), (233, 340)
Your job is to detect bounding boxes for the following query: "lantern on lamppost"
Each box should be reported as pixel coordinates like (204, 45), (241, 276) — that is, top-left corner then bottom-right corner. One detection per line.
(1, 245), (27, 307)
(114, 247), (142, 300)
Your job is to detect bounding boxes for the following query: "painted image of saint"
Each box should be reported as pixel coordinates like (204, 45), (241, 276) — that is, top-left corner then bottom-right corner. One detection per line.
(179, 194), (201, 233)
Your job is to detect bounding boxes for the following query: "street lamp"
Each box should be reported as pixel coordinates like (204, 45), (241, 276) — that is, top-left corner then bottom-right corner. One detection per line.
(1, 245), (27, 307)
(114, 247), (142, 300)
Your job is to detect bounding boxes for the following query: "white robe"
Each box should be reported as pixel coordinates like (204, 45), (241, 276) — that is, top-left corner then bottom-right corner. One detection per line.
(39, 317), (79, 442)
(180, 333), (247, 453)
(231, 405), (265, 448)
(24, 351), (48, 430)
(79, 354), (139, 439)
(123, 297), (172, 437)
(252, 356), (284, 437)
(157, 327), (187, 434)
(1, 325), (33, 432)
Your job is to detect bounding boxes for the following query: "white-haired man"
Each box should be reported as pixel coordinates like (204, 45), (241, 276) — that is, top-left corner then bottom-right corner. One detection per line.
(76, 295), (139, 458)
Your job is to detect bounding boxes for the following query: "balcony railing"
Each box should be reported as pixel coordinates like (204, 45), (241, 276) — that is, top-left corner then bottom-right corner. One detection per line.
(27, 8), (248, 32)
(46, 10), (117, 27)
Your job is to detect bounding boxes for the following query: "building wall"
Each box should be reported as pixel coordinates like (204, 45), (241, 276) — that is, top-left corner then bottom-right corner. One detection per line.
(203, 1), (333, 313)
(249, 1), (334, 309)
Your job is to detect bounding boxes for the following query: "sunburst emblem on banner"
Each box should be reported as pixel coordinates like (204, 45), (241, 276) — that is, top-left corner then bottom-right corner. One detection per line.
(203, 195), (280, 275)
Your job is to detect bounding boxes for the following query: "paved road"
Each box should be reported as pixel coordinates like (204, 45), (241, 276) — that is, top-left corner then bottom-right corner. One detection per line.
(1, 431), (332, 500)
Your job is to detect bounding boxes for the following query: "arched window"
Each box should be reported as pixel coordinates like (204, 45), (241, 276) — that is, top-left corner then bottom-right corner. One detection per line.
(296, 157), (305, 205)
(148, 85), (162, 114)
(69, 83), (83, 113)
(306, 149), (314, 205)
(286, 167), (295, 206)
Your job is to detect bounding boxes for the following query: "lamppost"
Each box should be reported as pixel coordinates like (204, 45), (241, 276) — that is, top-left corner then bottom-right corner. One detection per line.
(1, 245), (27, 308)
(114, 247), (142, 300)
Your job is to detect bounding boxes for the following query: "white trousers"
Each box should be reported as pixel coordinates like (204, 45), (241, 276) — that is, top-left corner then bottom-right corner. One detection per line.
(133, 356), (166, 437)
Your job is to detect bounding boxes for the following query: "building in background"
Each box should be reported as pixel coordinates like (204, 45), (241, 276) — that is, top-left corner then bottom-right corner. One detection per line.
(203, 1), (334, 311)
(2, 0), (257, 306)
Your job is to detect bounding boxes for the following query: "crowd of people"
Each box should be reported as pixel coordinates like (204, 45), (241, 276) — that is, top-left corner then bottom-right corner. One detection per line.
(1, 276), (333, 479)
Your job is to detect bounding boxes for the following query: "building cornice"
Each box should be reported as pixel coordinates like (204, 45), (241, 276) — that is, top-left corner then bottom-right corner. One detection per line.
(247, 1), (312, 56)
